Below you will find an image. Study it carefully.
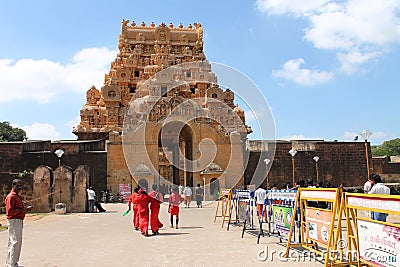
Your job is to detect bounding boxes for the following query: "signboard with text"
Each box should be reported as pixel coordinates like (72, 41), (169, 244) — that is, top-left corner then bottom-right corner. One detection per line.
(305, 208), (332, 245)
(119, 184), (132, 202)
(357, 219), (400, 267)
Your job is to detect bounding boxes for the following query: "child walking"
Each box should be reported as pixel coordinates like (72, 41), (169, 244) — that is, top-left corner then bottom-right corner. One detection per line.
(168, 186), (182, 229)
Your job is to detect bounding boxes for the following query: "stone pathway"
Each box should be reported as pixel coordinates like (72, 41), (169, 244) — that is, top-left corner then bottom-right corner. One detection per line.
(0, 202), (321, 266)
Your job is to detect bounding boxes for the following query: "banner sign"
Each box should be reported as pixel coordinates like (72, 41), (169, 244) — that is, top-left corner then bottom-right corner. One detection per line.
(357, 219), (400, 267)
(269, 190), (297, 201)
(119, 184), (132, 202)
(305, 208), (332, 245)
(348, 196), (400, 213)
(235, 190), (251, 199)
(272, 205), (293, 234)
(238, 201), (248, 222)
(301, 190), (336, 201)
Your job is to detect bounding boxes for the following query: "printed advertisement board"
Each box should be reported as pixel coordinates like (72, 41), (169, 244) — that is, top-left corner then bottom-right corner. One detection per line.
(272, 205), (293, 234)
(119, 184), (132, 202)
(305, 208), (332, 245)
(357, 219), (400, 267)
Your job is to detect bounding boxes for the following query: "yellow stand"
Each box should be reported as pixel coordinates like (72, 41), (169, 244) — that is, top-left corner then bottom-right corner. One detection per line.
(285, 188), (343, 267)
(214, 188), (233, 227)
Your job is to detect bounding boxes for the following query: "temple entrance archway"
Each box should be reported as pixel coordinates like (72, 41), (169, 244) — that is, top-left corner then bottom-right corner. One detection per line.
(210, 178), (220, 196)
(158, 122), (193, 187)
(138, 179), (148, 191)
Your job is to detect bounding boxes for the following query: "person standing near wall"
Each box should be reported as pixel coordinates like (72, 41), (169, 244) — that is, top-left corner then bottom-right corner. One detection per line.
(195, 184), (203, 208)
(86, 187), (96, 212)
(368, 174), (390, 222)
(4, 179), (32, 267)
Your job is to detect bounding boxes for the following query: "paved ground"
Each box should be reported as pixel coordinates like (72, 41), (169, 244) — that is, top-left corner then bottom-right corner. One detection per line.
(0, 202), (322, 267)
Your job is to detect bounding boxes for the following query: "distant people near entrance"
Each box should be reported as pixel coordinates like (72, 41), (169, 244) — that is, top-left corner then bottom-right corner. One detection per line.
(195, 184), (203, 208)
(368, 174), (390, 222)
(128, 186), (140, 230)
(149, 184), (164, 235)
(184, 185), (192, 208)
(169, 186), (183, 229)
(136, 188), (150, 236)
(87, 187), (96, 212)
(179, 184), (184, 197)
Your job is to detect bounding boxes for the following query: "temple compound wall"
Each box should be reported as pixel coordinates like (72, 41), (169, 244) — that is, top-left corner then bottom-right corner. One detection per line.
(244, 140), (373, 188)
(0, 140), (106, 212)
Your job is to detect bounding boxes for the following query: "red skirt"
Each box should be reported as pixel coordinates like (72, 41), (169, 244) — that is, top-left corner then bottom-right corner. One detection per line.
(170, 205), (179, 215)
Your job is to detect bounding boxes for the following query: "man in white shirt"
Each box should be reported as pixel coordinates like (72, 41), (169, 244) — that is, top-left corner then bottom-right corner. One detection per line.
(254, 187), (267, 221)
(368, 174), (390, 222)
(86, 187), (96, 213)
(183, 186), (192, 208)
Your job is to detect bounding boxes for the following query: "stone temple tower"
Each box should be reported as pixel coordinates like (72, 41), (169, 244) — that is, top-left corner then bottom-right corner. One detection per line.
(73, 20), (251, 197)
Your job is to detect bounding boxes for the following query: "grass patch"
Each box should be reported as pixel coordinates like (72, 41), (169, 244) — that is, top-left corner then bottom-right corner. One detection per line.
(0, 225), (7, 232)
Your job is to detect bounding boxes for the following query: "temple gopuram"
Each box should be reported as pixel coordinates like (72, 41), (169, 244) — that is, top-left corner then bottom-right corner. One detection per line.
(73, 20), (250, 195)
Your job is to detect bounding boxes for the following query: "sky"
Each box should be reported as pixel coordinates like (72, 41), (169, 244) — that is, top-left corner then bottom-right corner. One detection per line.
(0, 0), (399, 145)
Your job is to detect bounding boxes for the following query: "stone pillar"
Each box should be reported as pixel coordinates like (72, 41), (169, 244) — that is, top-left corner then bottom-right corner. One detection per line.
(53, 166), (73, 212)
(71, 165), (89, 212)
(32, 166), (52, 212)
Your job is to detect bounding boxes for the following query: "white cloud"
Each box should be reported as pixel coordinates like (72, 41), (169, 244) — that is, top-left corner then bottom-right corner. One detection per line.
(0, 47), (117, 103)
(343, 130), (392, 144)
(22, 123), (61, 140)
(258, 0), (400, 75)
(343, 131), (359, 141)
(256, 0), (330, 16)
(279, 134), (323, 140)
(272, 58), (333, 85)
(66, 116), (81, 129)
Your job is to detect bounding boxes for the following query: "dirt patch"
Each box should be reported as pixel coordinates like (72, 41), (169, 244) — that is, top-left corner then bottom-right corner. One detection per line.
(0, 213), (48, 231)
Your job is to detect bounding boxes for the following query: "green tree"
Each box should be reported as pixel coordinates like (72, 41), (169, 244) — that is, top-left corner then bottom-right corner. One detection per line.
(0, 121), (27, 142)
(372, 138), (400, 157)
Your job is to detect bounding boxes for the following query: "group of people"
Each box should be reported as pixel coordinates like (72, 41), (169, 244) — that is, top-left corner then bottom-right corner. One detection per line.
(179, 184), (204, 208)
(127, 183), (204, 236)
(128, 184), (164, 236)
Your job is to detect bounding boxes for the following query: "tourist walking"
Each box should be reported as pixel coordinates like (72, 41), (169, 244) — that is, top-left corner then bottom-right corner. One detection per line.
(86, 186), (96, 212)
(368, 174), (390, 222)
(183, 185), (192, 208)
(169, 186), (183, 229)
(149, 184), (164, 235)
(136, 188), (150, 236)
(254, 186), (267, 221)
(195, 184), (203, 208)
(128, 186), (140, 230)
(4, 179), (32, 267)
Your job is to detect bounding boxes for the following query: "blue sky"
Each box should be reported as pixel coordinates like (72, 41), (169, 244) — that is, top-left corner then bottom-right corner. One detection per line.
(0, 0), (399, 145)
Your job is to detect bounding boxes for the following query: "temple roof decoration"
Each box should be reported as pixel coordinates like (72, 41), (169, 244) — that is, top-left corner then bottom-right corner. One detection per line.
(73, 20), (247, 141)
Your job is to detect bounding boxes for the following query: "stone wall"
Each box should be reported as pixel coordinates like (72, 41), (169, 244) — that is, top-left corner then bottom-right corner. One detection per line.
(0, 140), (107, 193)
(1, 165), (89, 213)
(0, 140), (107, 213)
(245, 140), (372, 188)
(372, 157), (400, 182)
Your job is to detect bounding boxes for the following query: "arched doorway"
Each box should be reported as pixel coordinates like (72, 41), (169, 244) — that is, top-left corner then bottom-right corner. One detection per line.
(138, 179), (148, 192)
(158, 122), (193, 186)
(210, 178), (220, 197)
